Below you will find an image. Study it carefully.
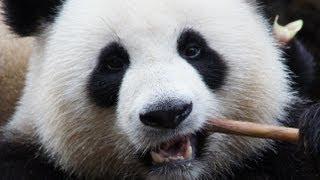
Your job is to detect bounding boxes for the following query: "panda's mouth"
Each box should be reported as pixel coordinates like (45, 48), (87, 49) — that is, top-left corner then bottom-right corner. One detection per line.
(140, 132), (207, 167)
(150, 135), (194, 164)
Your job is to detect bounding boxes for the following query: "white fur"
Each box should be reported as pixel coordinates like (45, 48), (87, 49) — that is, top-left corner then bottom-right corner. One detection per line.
(6, 0), (295, 179)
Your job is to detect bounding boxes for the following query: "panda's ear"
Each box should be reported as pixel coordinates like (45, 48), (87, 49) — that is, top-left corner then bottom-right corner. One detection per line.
(2, 0), (65, 37)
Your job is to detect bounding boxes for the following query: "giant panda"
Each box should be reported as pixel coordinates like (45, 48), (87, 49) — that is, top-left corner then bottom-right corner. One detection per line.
(1, 0), (320, 179)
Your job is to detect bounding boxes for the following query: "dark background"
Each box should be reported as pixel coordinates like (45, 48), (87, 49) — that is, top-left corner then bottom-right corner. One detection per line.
(262, 0), (320, 98)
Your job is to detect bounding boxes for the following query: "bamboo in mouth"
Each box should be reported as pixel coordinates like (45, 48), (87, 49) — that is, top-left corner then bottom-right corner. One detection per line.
(207, 118), (299, 143)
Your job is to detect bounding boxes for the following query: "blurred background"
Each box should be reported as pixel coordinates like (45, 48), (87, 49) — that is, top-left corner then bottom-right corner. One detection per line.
(261, 0), (320, 99)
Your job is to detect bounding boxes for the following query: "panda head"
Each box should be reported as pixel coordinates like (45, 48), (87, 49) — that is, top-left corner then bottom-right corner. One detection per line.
(4, 0), (294, 179)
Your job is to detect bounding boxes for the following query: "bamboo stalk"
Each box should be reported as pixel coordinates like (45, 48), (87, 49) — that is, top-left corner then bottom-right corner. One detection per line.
(207, 118), (299, 143)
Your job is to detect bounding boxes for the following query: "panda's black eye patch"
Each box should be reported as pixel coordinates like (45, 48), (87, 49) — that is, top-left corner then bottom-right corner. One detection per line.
(177, 29), (228, 90)
(96, 43), (130, 72)
(87, 42), (130, 107)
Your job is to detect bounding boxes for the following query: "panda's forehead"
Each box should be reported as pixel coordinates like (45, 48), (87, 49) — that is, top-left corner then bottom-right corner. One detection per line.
(51, 0), (258, 65)
(59, 0), (245, 41)
(62, 0), (203, 35)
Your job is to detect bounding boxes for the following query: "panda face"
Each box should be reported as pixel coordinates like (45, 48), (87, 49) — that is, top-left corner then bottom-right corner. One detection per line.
(11, 0), (294, 178)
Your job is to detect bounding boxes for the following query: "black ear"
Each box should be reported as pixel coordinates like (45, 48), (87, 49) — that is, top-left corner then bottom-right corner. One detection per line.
(2, 0), (65, 36)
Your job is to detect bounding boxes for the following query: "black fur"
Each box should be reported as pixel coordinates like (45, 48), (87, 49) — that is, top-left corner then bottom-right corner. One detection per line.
(177, 29), (228, 91)
(0, 137), (76, 180)
(299, 103), (320, 158)
(284, 39), (316, 96)
(88, 42), (130, 107)
(230, 142), (320, 180)
(2, 0), (65, 36)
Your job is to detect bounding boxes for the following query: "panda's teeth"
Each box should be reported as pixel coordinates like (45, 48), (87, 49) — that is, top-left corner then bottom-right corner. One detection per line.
(151, 151), (165, 163)
(184, 145), (193, 159)
(151, 145), (193, 163)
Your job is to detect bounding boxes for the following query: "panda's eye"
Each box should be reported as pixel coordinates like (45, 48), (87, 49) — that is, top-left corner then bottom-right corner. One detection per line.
(106, 57), (126, 71)
(178, 29), (206, 60)
(97, 42), (130, 73)
(183, 44), (201, 59)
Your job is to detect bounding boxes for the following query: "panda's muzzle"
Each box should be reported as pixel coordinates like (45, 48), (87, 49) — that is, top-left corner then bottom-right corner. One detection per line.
(138, 100), (200, 165)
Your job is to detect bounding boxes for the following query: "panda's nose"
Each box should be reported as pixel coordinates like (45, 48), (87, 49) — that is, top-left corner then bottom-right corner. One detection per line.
(140, 101), (193, 129)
